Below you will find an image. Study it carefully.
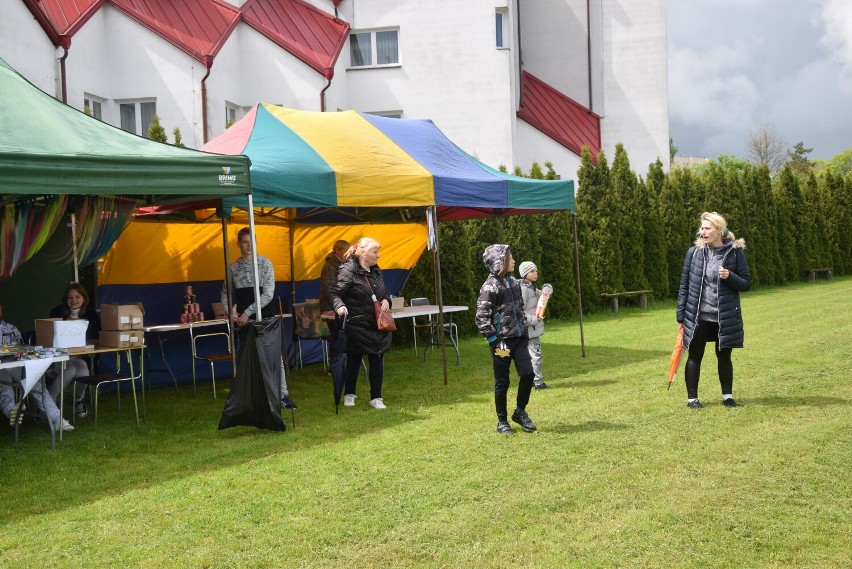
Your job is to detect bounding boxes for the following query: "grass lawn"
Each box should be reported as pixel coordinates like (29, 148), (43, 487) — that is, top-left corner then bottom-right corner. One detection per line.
(1, 278), (850, 568)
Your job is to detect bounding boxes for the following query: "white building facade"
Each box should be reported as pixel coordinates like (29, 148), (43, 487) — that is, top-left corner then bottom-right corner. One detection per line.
(2, 0), (669, 184)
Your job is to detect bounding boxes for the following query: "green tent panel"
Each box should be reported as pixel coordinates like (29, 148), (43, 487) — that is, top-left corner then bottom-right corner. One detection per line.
(0, 57), (251, 203)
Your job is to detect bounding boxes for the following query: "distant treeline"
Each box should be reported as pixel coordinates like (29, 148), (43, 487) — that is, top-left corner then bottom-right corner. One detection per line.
(401, 145), (852, 337)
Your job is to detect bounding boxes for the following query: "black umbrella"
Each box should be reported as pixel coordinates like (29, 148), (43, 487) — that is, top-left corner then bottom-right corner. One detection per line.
(331, 314), (348, 414)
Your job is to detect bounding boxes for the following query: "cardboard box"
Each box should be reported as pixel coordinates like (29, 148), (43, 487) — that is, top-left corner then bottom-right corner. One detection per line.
(100, 303), (144, 330)
(35, 318), (89, 348)
(99, 330), (145, 348)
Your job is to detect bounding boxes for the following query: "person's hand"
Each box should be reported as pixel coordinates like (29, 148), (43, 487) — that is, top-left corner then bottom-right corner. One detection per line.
(380, 299), (390, 312)
(230, 306), (239, 319)
(719, 267), (730, 280)
(337, 306), (348, 317)
(236, 312), (250, 326)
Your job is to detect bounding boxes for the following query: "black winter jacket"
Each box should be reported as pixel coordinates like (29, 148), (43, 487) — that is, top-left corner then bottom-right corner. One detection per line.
(475, 244), (527, 342)
(330, 257), (392, 355)
(676, 239), (751, 350)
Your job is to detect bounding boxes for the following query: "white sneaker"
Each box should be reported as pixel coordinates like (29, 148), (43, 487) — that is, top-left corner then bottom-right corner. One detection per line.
(343, 394), (356, 407)
(369, 398), (386, 410)
(60, 418), (75, 432)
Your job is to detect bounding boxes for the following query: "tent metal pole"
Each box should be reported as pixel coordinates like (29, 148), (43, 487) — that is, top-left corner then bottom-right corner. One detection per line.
(571, 212), (586, 357)
(429, 206), (449, 385)
(221, 211), (237, 374)
(247, 194), (262, 323)
(288, 209), (296, 311)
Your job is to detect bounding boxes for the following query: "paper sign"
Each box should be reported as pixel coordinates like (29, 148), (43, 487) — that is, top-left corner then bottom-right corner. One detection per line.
(22, 359), (53, 398)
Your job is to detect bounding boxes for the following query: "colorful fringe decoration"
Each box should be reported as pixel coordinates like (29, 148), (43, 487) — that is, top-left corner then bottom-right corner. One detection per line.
(73, 196), (139, 268)
(0, 196), (68, 280)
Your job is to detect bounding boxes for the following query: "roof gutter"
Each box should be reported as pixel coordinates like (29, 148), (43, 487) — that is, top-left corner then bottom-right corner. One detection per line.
(58, 38), (70, 104)
(201, 55), (213, 143)
(586, 0), (593, 112)
(320, 68), (334, 112)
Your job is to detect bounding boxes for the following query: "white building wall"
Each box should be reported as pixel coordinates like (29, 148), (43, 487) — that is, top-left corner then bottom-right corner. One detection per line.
(1, 3), (59, 95)
(516, 120), (583, 181)
(599, 0), (669, 173)
(325, 0), (518, 170)
(228, 25), (327, 110)
(516, 0), (669, 176)
(2, 0), (668, 174)
(517, 0), (592, 107)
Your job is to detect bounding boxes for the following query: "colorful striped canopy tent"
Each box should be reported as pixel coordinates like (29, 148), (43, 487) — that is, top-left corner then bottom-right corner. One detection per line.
(125, 105), (580, 380)
(201, 103), (575, 220)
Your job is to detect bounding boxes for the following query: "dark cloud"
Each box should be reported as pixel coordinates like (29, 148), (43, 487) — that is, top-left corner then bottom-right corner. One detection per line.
(669, 0), (852, 160)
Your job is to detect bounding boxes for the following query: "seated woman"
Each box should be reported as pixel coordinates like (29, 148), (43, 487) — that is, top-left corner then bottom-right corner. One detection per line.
(45, 284), (101, 418)
(0, 299), (73, 431)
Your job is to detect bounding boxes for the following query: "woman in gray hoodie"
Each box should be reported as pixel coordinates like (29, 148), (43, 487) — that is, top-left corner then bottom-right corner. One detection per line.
(676, 212), (751, 409)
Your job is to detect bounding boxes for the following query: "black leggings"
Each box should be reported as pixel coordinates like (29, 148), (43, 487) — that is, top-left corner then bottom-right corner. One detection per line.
(491, 335), (535, 421)
(684, 320), (733, 399)
(344, 352), (384, 400)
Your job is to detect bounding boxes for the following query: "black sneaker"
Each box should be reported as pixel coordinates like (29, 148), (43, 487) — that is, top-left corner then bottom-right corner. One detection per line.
(75, 401), (88, 418)
(687, 400), (704, 409)
(534, 383), (550, 390)
(511, 408), (537, 432)
(281, 395), (298, 410)
(722, 398), (739, 408)
(496, 420), (514, 435)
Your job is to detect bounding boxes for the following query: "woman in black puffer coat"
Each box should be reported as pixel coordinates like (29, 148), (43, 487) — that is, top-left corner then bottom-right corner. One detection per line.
(330, 237), (392, 410)
(676, 212), (751, 410)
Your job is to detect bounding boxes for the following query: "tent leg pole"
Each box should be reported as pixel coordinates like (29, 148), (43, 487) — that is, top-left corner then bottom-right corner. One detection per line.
(429, 207), (449, 385)
(221, 212), (237, 375)
(571, 213), (586, 358)
(246, 195), (262, 324)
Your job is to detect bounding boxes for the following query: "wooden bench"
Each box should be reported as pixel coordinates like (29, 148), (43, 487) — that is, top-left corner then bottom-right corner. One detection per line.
(807, 268), (833, 282)
(600, 290), (653, 312)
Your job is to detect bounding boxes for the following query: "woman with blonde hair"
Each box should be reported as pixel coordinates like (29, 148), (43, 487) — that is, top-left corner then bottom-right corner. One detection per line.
(676, 212), (751, 409)
(329, 237), (392, 409)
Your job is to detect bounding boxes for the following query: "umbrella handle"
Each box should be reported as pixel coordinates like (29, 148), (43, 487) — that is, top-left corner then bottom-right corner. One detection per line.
(340, 313), (347, 330)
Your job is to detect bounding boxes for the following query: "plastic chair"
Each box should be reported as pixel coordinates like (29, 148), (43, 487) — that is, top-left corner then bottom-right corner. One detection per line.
(72, 351), (140, 430)
(190, 320), (233, 399)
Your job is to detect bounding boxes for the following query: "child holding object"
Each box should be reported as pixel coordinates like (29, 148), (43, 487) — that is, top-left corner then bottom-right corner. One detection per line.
(518, 261), (550, 390)
(475, 245), (537, 435)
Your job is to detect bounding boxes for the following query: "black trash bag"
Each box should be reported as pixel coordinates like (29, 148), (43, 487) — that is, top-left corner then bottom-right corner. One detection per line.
(218, 316), (286, 431)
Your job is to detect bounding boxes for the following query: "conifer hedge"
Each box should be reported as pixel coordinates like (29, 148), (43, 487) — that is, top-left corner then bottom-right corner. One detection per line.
(400, 152), (851, 339)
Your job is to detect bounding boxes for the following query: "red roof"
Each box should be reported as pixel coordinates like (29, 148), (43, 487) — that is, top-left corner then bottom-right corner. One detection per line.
(109, 0), (241, 66)
(517, 71), (601, 161)
(241, 0), (349, 78)
(22, 0), (103, 47)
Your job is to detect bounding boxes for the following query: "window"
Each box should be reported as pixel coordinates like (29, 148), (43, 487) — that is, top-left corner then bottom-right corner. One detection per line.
(83, 95), (103, 120)
(496, 9), (509, 49)
(349, 29), (399, 68)
(118, 100), (156, 135)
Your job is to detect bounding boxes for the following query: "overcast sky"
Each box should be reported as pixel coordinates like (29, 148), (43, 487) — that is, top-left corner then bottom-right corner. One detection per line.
(668, 0), (852, 160)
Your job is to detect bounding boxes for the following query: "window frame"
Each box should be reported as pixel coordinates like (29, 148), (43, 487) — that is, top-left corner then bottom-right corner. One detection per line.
(496, 8), (509, 49)
(117, 98), (157, 136)
(83, 94), (104, 120)
(348, 27), (400, 69)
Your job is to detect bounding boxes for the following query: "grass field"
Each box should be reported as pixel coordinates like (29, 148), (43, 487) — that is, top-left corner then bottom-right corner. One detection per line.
(1, 278), (850, 568)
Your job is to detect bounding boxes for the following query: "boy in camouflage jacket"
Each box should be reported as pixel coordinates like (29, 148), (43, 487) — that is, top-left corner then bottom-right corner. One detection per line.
(475, 244), (537, 434)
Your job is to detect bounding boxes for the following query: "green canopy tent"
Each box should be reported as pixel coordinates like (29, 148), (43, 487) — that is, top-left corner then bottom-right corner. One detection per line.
(0, 56), (253, 329)
(0, 56), (250, 204)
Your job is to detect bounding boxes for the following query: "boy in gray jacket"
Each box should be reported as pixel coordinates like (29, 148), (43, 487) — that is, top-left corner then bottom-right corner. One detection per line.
(518, 261), (548, 390)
